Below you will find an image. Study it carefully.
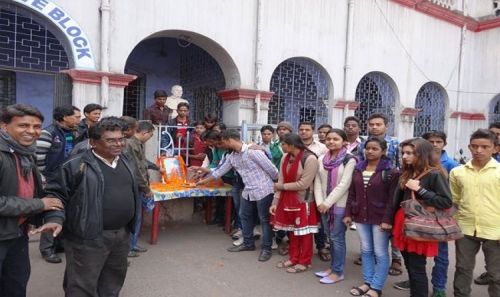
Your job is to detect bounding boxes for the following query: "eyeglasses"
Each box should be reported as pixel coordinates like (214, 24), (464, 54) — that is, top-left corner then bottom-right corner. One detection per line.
(102, 137), (125, 144)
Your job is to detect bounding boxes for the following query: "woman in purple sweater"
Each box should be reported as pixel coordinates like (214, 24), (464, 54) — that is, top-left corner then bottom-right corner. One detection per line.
(343, 137), (399, 297)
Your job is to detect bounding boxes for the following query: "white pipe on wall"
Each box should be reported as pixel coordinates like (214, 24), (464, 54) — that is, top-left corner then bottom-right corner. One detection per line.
(342, 0), (355, 120)
(100, 0), (110, 108)
(254, 0), (263, 124)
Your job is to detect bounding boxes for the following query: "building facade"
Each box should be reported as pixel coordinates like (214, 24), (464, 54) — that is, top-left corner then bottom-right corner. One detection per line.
(1, 0), (500, 159)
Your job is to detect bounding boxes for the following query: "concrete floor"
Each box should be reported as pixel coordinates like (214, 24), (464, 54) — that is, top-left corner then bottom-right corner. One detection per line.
(27, 219), (489, 297)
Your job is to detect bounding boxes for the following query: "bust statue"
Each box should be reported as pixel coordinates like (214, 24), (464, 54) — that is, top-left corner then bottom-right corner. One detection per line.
(165, 85), (189, 119)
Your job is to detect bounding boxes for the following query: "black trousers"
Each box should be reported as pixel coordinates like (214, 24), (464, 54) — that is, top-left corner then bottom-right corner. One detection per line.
(63, 228), (130, 297)
(402, 250), (428, 297)
(39, 231), (64, 255)
(0, 235), (30, 297)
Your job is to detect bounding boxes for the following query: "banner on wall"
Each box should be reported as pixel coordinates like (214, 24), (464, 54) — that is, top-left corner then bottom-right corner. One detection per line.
(13, 0), (96, 70)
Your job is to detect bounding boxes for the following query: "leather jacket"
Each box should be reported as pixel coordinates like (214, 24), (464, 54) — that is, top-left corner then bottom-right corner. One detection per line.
(45, 150), (139, 240)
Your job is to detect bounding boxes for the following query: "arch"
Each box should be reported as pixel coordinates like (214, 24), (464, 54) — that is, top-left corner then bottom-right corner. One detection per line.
(9, 0), (96, 70)
(354, 71), (399, 136)
(126, 30), (241, 89)
(123, 37), (227, 120)
(490, 94), (500, 123)
(267, 57), (333, 129)
(413, 82), (448, 137)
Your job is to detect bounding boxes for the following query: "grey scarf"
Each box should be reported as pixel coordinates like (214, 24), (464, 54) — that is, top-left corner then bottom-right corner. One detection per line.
(0, 130), (36, 179)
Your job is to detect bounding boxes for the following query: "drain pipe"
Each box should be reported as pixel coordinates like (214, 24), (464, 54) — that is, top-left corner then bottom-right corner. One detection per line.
(100, 0), (110, 108)
(454, 1), (467, 156)
(342, 0), (355, 120)
(253, 0), (263, 124)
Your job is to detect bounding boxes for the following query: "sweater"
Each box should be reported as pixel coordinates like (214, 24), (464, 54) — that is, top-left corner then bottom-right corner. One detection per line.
(314, 153), (356, 209)
(272, 151), (318, 205)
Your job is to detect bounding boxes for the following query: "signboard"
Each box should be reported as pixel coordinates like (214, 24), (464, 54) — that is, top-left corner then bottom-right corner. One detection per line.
(13, 0), (96, 70)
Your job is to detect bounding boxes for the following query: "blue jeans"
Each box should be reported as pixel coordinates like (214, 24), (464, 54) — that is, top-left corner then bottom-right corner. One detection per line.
(314, 213), (328, 250)
(130, 195), (151, 250)
(431, 241), (449, 291)
(356, 223), (390, 291)
(239, 194), (273, 251)
(231, 179), (242, 230)
(329, 211), (346, 276)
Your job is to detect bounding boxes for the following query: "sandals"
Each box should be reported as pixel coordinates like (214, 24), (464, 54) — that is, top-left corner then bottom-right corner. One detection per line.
(277, 241), (289, 256)
(318, 248), (331, 262)
(276, 260), (294, 268)
(286, 264), (311, 273)
(388, 259), (403, 276)
(363, 288), (382, 297)
(350, 283), (370, 296)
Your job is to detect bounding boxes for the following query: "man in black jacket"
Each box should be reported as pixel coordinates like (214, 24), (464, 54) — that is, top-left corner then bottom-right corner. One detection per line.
(45, 117), (140, 297)
(0, 104), (63, 297)
(36, 105), (81, 263)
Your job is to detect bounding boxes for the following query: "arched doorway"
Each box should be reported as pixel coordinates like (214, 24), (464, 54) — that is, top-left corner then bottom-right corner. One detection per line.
(123, 32), (239, 121)
(268, 58), (331, 129)
(355, 72), (398, 136)
(413, 82), (447, 136)
(0, 2), (72, 118)
(489, 94), (500, 124)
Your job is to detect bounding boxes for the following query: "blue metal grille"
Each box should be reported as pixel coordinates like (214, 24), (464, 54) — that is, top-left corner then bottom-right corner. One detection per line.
(0, 5), (69, 72)
(490, 95), (500, 124)
(180, 44), (225, 121)
(355, 73), (396, 136)
(268, 58), (329, 129)
(413, 82), (446, 136)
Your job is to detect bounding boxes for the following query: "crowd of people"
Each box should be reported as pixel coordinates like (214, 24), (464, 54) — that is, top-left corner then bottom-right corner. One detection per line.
(0, 91), (498, 297)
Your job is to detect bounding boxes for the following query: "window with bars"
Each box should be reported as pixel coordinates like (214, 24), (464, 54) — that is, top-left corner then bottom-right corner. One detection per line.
(413, 82), (446, 137)
(268, 58), (329, 129)
(0, 69), (15, 107)
(0, 5), (69, 73)
(354, 72), (396, 136)
(490, 95), (500, 123)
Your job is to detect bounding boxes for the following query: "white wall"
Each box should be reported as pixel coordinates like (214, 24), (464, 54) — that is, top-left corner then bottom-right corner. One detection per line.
(41, 0), (500, 145)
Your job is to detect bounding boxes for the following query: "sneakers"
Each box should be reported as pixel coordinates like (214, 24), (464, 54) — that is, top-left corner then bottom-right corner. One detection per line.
(231, 229), (242, 240)
(271, 240), (278, 250)
(233, 236), (244, 246)
(393, 280), (410, 291)
(432, 290), (446, 297)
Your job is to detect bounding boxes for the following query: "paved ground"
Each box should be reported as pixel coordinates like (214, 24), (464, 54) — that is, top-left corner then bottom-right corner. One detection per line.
(28, 217), (489, 297)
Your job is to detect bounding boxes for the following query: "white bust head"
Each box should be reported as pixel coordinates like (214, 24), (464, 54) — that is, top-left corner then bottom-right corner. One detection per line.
(170, 85), (183, 98)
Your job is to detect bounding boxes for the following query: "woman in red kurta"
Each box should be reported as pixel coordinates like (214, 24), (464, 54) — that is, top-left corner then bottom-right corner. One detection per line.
(270, 134), (319, 273)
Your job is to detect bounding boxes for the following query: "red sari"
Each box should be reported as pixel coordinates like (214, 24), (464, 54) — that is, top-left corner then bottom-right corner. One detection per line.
(272, 150), (319, 236)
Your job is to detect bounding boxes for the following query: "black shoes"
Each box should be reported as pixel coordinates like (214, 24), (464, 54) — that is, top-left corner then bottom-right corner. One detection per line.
(227, 245), (256, 252)
(42, 253), (62, 264)
(258, 250), (272, 262)
(474, 272), (490, 285)
(127, 251), (139, 258)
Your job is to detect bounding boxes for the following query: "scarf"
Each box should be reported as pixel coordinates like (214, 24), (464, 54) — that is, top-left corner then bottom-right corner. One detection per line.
(279, 150), (304, 209)
(0, 130), (36, 180)
(322, 147), (348, 230)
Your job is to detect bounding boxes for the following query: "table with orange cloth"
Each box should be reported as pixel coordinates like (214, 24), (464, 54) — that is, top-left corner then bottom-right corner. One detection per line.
(149, 182), (233, 244)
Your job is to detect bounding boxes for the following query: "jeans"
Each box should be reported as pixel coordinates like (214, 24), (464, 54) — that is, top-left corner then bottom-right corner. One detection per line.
(431, 241), (449, 291)
(329, 211), (346, 276)
(0, 234), (30, 297)
(454, 235), (500, 297)
(239, 194), (273, 251)
(402, 251), (428, 297)
(314, 213), (328, 250)
(230, 179), (242, 230)
(356, 223), (390, 291)
(130, 194), (147, 250)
